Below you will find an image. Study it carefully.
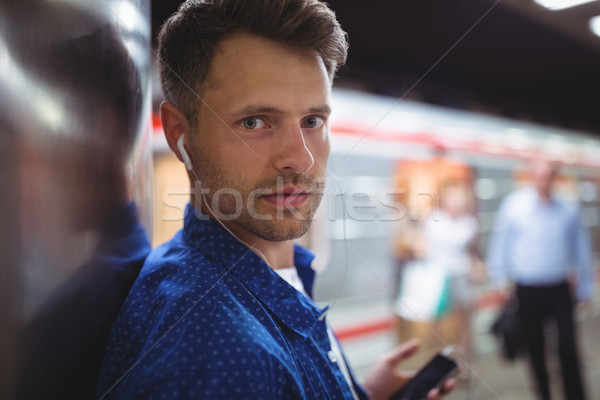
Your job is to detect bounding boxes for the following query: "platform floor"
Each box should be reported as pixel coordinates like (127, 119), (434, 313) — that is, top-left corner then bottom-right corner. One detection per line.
(327, 293), (600, 400)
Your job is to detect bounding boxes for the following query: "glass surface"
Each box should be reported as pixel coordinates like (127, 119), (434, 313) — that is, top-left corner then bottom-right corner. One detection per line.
(0, 1), (151, 396)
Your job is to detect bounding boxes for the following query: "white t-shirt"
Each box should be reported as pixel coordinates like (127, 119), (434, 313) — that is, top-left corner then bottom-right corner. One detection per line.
(423, 209), (478, 275)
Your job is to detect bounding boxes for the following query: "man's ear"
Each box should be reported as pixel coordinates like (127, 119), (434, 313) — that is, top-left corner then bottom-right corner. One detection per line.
(160, 101), (191, 164)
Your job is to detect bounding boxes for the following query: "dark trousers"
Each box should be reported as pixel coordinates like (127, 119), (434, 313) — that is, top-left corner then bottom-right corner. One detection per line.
(516, 283), (585, 400)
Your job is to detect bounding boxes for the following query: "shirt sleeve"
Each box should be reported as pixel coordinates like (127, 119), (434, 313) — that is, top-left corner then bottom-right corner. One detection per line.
(486, 198), (512, 290)
(571, 207), (595, 302)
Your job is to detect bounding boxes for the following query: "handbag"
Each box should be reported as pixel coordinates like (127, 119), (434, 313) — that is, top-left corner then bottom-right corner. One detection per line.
(490, 296), (525, 361)
(395, 260), (452, 321)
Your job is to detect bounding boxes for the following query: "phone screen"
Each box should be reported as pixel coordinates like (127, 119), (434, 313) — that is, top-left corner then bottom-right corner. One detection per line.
(390, 354), (458, 400)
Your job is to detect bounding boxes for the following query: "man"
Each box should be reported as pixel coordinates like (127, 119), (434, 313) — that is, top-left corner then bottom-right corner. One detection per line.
(97, 1), (454, 399)
(487, 159), (594, 400)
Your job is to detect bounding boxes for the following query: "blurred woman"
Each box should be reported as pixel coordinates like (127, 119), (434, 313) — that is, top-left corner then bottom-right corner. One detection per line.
(421, 182), (482, 367)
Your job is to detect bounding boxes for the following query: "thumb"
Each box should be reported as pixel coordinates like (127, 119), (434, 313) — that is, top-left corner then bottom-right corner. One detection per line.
(384, 338), (421, 367)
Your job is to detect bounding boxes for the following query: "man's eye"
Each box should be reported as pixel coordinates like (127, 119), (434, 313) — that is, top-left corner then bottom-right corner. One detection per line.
(241, 117), (267, 130)
(303, 116), (324, 129)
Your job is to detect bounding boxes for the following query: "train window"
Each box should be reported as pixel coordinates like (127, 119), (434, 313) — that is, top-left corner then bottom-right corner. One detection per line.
(476, 212), (493, 233)
(579, 181), (598, 202)
(475, 178), (497, 200)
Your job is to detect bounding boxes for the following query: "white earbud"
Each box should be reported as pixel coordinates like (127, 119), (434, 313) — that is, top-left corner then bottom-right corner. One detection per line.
(177, 134), (193, 171)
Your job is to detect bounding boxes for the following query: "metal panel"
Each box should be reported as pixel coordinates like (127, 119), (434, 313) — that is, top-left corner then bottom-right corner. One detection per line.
(0, 1), (151, 396)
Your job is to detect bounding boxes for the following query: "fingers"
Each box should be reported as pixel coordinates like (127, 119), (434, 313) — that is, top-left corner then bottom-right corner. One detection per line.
(426, 378), (456, 399)
(384, 338), (421, 366)
(427, 388), (441, 400)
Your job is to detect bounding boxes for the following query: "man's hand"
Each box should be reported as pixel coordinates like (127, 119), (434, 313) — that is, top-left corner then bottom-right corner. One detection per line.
(362, 338), (455, 400)
(493, 286), (512, 305)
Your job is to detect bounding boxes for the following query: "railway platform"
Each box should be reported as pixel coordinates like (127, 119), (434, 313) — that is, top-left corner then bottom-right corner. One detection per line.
(327, 291), (600, 400)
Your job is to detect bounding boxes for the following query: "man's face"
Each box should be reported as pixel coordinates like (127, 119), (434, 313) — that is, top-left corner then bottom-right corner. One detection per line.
(531, 159), (555, 197)
(188, 33), (331, 243)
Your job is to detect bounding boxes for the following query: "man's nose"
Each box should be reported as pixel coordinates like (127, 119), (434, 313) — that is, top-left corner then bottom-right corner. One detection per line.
(272, 124), (315, 174)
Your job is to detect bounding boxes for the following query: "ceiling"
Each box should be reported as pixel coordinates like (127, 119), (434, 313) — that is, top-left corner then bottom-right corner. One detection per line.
(151, 0), (600, 134)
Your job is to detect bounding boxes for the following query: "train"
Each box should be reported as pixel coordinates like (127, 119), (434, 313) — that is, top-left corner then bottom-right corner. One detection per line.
(152, 87), (600, 308)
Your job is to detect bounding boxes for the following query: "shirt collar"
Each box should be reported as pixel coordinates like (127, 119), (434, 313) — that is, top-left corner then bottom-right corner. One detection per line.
(102, 201), (143, 237)
(523, 186), (557, 208)
(181, 204), (327, 336)
(294, 243), (317, 298)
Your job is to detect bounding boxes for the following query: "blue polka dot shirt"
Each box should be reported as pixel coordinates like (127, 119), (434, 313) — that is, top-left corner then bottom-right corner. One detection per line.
(96, 205), (367, 400)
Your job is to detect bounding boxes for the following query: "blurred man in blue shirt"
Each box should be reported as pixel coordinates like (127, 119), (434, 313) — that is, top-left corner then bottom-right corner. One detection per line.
(487, 159), (594, 400)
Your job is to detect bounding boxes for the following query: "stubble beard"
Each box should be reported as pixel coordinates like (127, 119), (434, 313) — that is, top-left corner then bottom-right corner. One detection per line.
(235, 190), (323, 242)
(194, 159), (326, 242)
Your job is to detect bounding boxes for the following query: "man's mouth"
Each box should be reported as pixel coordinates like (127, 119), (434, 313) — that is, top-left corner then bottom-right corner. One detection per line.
(262, 186), (310, 209)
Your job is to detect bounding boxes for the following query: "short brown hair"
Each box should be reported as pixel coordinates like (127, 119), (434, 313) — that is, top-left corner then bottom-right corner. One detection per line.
(157, 0), (348, 127)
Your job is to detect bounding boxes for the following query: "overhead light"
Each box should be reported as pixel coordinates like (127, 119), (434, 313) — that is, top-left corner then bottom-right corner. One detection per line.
(534, 0), (597, 10)
(591, 15), (600, 37)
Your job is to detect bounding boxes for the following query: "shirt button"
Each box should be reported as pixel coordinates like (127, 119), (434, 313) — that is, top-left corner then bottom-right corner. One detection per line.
(327, 350), (338, 363)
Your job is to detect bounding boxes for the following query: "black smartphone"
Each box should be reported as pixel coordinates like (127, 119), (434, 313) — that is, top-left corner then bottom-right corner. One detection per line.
(390, 348), (459, 400)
